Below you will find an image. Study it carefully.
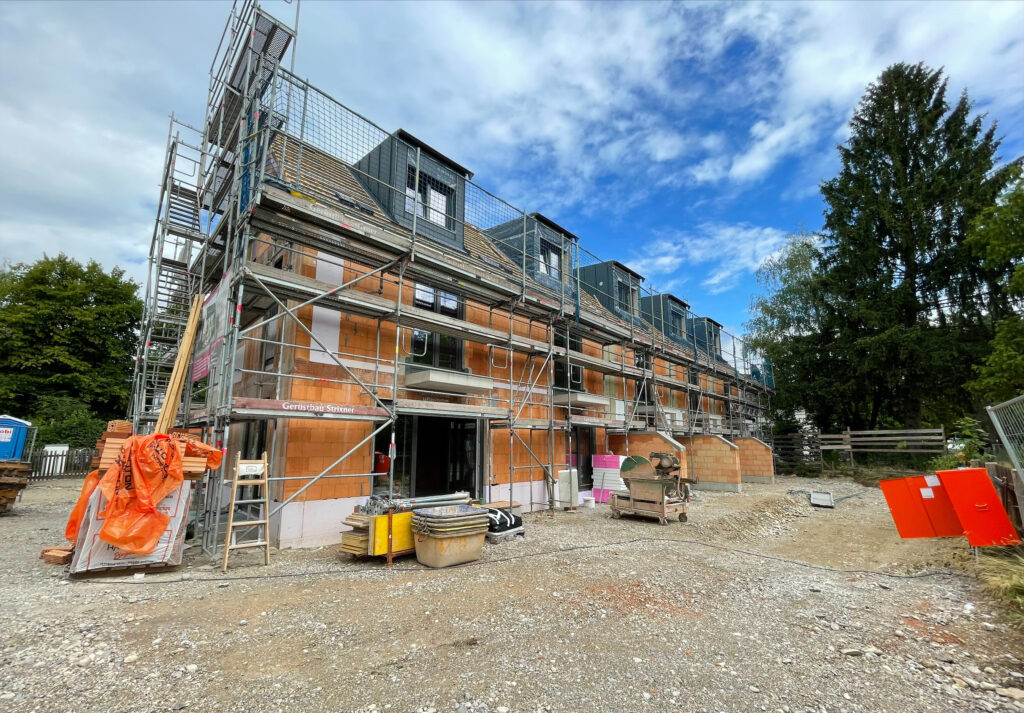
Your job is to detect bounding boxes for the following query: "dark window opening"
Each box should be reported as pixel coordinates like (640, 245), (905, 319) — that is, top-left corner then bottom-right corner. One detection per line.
(406, 165), (455, 230)
(617, 280), (635, 313)
(689, 390), (701, 412)
(410, 284), (462, 370)
(539, 240), (561, 281)
(554, 332), (583, 390)
(669, 310), (684, 339)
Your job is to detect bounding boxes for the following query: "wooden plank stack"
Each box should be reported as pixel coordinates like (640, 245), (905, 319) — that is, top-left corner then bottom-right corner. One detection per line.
(154, 294), (204, 435)
(340, 512), (371, 556)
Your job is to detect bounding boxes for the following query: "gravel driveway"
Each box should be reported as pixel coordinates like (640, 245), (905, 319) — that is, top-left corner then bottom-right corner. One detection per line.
(1, 477), (1022, 713)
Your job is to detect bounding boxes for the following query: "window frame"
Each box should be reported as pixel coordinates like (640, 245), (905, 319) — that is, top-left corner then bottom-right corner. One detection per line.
(406, 165), (455, 231)
(410, 284), (464, 371)
(538, 240), (561, 281)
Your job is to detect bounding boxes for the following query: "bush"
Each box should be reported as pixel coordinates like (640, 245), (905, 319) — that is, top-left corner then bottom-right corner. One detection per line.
(30, 396), (106, 448)
(980, 550), (1024, 623)
(926, 452), (965, 472)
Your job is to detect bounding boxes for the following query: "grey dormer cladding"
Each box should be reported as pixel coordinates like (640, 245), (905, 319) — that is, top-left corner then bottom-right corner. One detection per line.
(574, 260), (644, 323)
(639, 293), (692, 349)
(687, 316), (723, 359)
(485, 212), (576, 296)
(353, 130), (469, 250)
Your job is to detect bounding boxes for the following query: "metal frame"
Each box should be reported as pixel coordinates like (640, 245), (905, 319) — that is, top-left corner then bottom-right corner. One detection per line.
(128, 0), (775, 557)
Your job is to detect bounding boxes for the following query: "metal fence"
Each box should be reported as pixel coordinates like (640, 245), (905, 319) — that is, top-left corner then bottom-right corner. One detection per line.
(986, 394), (1024, 525)
(28, 448), (97, 481)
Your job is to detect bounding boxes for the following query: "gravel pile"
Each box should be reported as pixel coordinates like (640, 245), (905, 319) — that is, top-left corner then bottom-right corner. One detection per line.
(1, 477), (1021, 712)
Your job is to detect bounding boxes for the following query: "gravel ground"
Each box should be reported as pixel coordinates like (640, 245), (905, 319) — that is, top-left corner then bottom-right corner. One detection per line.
(1, 476), (1022, 713)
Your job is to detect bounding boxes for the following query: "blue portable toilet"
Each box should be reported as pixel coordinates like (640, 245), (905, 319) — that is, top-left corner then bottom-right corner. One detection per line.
(0, 416), (31, 461)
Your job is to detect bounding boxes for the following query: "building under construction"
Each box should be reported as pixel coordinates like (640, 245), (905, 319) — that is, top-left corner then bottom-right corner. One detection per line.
(130, 0), (776, 553)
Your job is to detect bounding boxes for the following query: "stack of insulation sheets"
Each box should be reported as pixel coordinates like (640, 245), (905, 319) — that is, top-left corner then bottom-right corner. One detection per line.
(411, 505), (490, 568)
(592, 454), (627, 503)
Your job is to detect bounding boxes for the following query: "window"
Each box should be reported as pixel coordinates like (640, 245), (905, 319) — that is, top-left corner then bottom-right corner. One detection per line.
(410, 284), (462, 370)
(554, 332), (583, 390)
(670, 310), (684, 339)
(539, 241), (561, 281)
(617, 280), (635, 313)
(406, 166), (454, 229)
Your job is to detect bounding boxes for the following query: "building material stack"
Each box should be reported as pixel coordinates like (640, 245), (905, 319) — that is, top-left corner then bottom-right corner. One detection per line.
(0, 415), (33, 513)
(0, 462), (29, 514)
(592, 454), (627, 503)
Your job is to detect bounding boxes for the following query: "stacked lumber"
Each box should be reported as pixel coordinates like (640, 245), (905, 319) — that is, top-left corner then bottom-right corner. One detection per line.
(0, 461), (30, 514)
(39, 546), (73, 565)
(340, 512), (371, 556)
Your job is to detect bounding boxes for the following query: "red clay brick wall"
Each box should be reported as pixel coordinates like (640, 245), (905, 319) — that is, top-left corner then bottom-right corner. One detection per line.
(734, 437), (775, 482)
(606, 432), (689, 481)
(683, 435), (741, 490)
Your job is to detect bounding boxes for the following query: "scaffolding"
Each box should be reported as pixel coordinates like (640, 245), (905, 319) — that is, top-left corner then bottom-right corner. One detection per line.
(129, 0), (776, 556)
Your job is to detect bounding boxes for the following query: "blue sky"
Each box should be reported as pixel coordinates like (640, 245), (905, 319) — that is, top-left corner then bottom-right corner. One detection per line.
(0, 1), (1021, 335)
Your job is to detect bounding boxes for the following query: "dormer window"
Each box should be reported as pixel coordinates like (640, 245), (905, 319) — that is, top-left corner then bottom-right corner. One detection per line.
(670, 309), (684, 338)
(406, 166), (454, 229)
(617, 280), (635, 313)
(539, 240), (561, 281)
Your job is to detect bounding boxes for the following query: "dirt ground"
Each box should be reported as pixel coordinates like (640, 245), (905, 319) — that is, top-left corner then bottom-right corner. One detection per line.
(2, 476), (1022, 713)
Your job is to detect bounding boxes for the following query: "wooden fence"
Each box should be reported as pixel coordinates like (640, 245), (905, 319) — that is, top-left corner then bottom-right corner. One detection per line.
(775, 427), (946, 469)
(29, 448), (97, 480)
(772, 432), (822, 467)
(821, 427), (946, 465)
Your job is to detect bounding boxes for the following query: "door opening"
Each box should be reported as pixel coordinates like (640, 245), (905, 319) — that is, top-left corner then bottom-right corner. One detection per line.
(375, 415), (480, 498)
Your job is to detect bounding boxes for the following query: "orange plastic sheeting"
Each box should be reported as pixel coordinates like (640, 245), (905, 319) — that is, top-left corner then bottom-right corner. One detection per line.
(879, 475), (963, 539)
(64, 433), (223, 555)
(65, 469), (101, 543)
(171, 433), (224, 471)
(936, 468), (1022, 547)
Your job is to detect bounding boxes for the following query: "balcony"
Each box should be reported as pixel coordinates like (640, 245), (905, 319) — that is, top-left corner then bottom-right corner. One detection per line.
(552, 391), (608, 408)
(404, 366), (493, 395)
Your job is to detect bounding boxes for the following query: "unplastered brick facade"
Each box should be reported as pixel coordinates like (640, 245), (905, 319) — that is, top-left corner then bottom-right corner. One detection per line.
(134, 7), (776, 551)
(734, 437), (775, 484)
(683, 435), (742, 492)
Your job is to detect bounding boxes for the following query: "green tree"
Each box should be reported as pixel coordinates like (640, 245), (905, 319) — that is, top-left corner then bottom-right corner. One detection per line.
(29, 395), (108, 448)
(0, 255), (142, 422)
(968, 170), (1024, 403)
(818, 62), (1010, 428)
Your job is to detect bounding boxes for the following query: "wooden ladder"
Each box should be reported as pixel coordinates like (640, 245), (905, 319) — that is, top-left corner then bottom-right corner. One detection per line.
(221, 451), (270, 573)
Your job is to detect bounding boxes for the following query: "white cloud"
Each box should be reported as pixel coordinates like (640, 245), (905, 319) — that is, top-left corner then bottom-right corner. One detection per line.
(629, 223), (788, 296)
(690, 1), (1024, 184)
(0, 0), (1020, 300)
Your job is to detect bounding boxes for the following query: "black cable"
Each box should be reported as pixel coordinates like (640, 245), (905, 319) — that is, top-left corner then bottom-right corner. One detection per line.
(70, 535), (954, 585)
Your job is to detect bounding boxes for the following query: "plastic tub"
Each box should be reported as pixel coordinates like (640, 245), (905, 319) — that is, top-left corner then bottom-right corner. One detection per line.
(415, 504), (488, 520)
(414, 530), (487, 568)
(583, 496), (596, 508)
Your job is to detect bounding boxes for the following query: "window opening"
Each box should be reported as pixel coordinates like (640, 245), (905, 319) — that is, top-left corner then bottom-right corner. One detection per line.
(539, 240), (561, 280)
(406, 165), (454, 229)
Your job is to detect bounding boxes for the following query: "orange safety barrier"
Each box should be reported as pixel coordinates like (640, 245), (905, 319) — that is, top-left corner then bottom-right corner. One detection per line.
(881, 467), (1020, 548)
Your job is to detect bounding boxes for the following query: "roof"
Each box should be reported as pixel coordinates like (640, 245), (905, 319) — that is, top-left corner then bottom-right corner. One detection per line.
(577, 259), (644, 281)
(529, 212), (579, 242)
(644, 292), (689, 310)
(395, 129), (474, 179)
